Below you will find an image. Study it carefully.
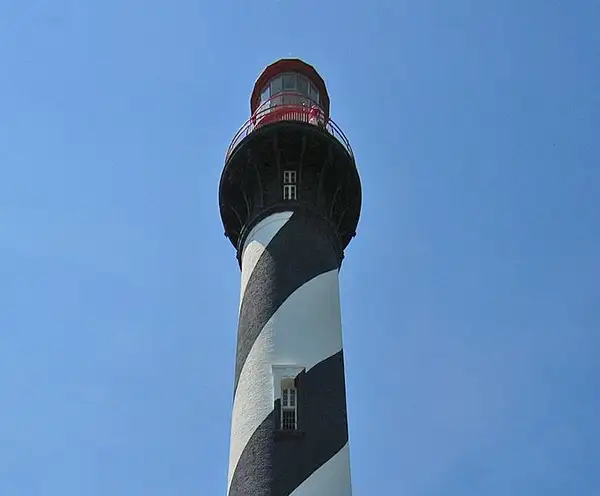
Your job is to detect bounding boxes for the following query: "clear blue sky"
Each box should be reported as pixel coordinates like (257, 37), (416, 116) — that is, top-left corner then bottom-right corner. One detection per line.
(1, 1), (598, 494)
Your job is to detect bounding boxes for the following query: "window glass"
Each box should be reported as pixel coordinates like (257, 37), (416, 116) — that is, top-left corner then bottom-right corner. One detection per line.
(297, 75), (309, 96)
(283, 73), (296, 90)
(270, 77), (282, 107)
(282, 409), (296, 430)
(309, 84), (319, 104)
(283, 184), (297, 200)
(282, 93), (303, 106)
(260, 86), (270, 102)
(270, 76), (282, 96)
(282, 387), (297, 408)
(283, 170), (297, 184)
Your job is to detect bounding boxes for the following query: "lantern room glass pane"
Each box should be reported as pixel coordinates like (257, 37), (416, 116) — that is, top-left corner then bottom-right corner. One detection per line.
(265, 73), (322, 108)
(270, 77), (282, 107)
(283, 73), (296, 90)
(297, 75), (309, 97)
(309, 83), (319, 104)
(283, 93), (303, 105)
(260, 86), (270, 102)
(271, 76), (282, 95)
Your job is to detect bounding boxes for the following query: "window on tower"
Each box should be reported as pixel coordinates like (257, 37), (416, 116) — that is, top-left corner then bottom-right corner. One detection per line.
(283, 170), (297, 200)
(272, 366), (304, 435)
(283, 170), (297, 184)
(280, 378), (298, 431)
(283, 184), (297, 201)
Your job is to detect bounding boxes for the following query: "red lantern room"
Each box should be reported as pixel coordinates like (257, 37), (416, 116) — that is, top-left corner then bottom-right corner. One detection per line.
(250, 59), (330, 123)
(220, 58), (361, 264)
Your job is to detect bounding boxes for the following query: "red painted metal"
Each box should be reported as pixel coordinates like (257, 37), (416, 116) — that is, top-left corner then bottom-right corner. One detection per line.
(250, 59), (331, 118)
(227, 92), (352, 162)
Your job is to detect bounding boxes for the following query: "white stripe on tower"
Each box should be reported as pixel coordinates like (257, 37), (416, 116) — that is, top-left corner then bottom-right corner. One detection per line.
(238, 211), (293, 312)
(290, 443), (352, 496)
(227, 211), (352, 496)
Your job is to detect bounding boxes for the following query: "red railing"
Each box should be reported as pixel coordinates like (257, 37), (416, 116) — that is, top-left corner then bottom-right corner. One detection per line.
(226, 92), (353, 161)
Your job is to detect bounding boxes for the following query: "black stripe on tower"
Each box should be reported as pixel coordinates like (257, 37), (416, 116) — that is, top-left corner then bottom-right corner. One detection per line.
(233, 211), (340, 395)
(229, 351), (349, 496)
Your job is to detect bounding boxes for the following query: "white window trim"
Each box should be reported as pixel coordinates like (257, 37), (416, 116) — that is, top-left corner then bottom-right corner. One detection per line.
(272, 365), (304, 402)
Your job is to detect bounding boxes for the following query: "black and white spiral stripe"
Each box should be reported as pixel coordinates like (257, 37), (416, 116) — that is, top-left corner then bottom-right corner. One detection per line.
(227, 210), (352, 496)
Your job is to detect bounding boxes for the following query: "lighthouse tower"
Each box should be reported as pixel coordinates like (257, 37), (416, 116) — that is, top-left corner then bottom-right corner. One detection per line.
(219, 59), (361, 496)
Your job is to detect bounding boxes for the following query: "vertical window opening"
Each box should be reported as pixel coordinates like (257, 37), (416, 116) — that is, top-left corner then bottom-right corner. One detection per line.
(283, 170), (297, 184)
(283, 184), (297, 200)
(283, 169), (297, 200)
(281, 378), (297, 431)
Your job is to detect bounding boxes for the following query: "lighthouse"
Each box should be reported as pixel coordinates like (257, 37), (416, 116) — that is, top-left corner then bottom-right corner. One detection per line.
(219, 59), (362, 496)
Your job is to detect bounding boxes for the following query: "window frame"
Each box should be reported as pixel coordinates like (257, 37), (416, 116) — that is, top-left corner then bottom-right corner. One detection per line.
(270, 76), (283, 107)
(309, 83), (320, 104)
(282, 73), (296, 91)
(272, 365), (305, 433)
(260, 85), (270, 102)
(283, 184), (297, 200)
(283, 170), (297, 184)
(297, 74), (309, 97)
(281, 384), (298, 431)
